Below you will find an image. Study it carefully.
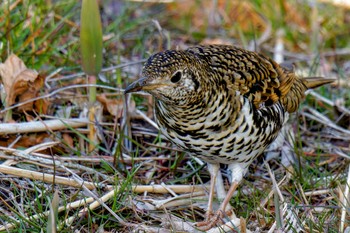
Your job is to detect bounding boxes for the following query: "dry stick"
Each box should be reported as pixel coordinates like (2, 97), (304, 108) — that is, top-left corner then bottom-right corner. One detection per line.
(308, 90), (350, 116)
(264, 161), (284, 233)
(297, 182), (315, 222)
(264, 163), (303, 233)
(332, 147), (350, 159)
(259, 175), (287, 208)
(0, 165), (207, 193)
(161, 182), (178, 197)
(156, 193), (206, 209)
(64, 189), (116, 226)
(302, 108), (350, 135)
(0, 143), (111, 180)
(0, 145), (157, 163)
(24, 141), (60, 154)
(46, 59), (146, 83)
(0, 84), (122, 114)
(257, 175), (287, 226)
(0, 118), (89, 135)
(340, 164), (350, 233)
(135, 109), (159, 129)
(31, 154), (172, 162)
(0, 165), (107, 190)
(151, 191), (205, 209)
(304, 189), (333, 196)
(59, 165), (129, 227)
(0, 197), (95, 231)
(0, 148), (112, 181)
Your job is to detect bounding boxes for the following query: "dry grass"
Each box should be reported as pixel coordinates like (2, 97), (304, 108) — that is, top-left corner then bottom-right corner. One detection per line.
(0, 0), (350, 232)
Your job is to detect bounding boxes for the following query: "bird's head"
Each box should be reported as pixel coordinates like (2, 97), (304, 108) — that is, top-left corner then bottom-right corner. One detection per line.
(124, 50), (208, 105)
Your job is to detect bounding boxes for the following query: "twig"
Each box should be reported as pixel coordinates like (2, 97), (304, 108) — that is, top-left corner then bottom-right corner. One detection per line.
(0, 118), (89, 135)
(151, 191), (205, 209)
(135, 109), (159, 130)
(0, 145), (113, 180)
(60, 166), (130, 227)
(0, 84), (122, 113)
(0, 165), (110, 190)
(0, 197), (95, 231)
(0, 165), (208, 193)
(301, 107), (350, 135)
(264, 161), (284, 231)
(308, 90), (350, 116)
(340, 164), (350, 233)
(46, 59), (146, 83)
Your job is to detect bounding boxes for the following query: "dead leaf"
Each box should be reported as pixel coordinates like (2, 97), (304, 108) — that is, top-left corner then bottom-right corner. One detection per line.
(0, 54), (48, 114)
(97, 94), (135, 117)
(62, 133), (74, 148)
(0, 54), (37, 105)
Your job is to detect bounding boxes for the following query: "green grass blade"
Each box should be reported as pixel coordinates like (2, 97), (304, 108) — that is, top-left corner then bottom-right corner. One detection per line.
(80, 0), (102, 76)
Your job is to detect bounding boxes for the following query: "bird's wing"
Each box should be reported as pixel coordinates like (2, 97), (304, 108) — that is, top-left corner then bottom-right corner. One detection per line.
(188, 45), (299, 110)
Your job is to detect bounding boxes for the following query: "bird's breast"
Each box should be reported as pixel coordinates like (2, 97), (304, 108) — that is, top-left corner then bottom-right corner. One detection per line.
(155, 95), (287, 165)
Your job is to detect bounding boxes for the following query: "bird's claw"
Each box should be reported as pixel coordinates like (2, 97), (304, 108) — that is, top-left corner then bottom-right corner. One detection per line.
(196, 210), (225, 231)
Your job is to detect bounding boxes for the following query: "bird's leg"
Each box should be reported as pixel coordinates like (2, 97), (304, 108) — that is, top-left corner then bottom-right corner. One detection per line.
(197, 163), (245, 230)
(197, 163), (231, 230)
(205, 163), (220, 220)
(215, 163), (246, 218)
(217, 181), (239, 216)
(215, 168), (233, 212)
(197, 181), (239, 231)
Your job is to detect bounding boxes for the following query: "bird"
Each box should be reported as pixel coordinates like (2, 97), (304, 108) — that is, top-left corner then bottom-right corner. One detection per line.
(124, 44), (334, 230)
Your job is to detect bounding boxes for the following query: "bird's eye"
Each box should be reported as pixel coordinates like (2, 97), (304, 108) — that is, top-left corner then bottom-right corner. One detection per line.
(170, 71), (182, 83)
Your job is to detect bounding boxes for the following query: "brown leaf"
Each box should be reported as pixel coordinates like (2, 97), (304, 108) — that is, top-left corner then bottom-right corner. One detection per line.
(0, 54), (48, 114)
(97, 94), (135, 117)
(62, 133), (74, 148)
(33, 98), (50, 115)
(16, 74), (47, 113)
(0, 54), (27, 97)
(0, 54), (38, 106)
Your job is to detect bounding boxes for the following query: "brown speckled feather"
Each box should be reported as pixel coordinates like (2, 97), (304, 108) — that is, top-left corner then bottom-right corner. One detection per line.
(187, 45), (333, 113)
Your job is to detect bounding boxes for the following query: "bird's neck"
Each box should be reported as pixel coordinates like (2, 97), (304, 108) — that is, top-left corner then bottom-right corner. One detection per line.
(154, 89), (240, 129)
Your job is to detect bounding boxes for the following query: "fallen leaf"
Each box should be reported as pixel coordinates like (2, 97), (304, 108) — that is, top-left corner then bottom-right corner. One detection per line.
(97, 94), (135, 117)
(0, 54), (38, 105)
(0, 54), (48, 114)
(62, 133), (74, 148)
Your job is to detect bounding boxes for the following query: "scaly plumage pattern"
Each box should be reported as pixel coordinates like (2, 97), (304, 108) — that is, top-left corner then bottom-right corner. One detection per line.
(125, 44), (333, 229)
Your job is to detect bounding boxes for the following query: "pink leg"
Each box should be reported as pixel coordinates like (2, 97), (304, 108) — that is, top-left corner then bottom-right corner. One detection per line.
(197, 181), (239, 231)
(218, 181), (238, 215)
(205, 163), (220, 219)
(197, 162), (245, 230)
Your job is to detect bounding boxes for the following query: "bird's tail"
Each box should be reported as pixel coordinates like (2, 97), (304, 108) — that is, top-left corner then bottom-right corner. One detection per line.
(281, 76), (334, 113)
(303, 77), (335, 89)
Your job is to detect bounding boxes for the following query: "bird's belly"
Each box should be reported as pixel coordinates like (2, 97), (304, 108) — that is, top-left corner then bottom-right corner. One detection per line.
(158, 103), (285, 165)
(160, 126), (272, 165)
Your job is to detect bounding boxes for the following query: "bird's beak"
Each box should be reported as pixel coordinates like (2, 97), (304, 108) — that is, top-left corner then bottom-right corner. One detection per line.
(124, 77), (171, 94)
(124, 77), (148, 94)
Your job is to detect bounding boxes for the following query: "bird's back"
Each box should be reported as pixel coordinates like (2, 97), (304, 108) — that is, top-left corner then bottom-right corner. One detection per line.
(186, 44), (330, 113)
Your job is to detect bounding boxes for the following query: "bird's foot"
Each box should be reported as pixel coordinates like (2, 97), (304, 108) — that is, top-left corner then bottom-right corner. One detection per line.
(196, 211), (245, 232)
(196, 209), (235, 231)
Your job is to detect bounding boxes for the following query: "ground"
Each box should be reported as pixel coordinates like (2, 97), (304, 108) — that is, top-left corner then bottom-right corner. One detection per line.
(0, 1), (349, 232)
